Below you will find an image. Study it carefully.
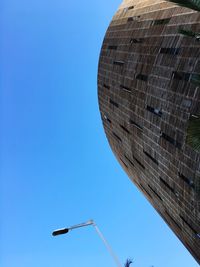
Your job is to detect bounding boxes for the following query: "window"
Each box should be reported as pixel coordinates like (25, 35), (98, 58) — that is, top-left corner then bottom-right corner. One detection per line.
(143, 150), (158, 165)
(108, 45), (117, 50)
(160, 47), (180, 55)
(160, 177), (175, 194)
(139, 184), (152, 199)
(190, 73), (200, 86)
(113, 60), (124, 66)
(161, 132), (182, 149)
(112, 132), (122, 142)
(103, 83), (110, 90)
(178, 172), (194, 187)
(130, 38), (143, 44)
(146, 105), (162, 117)
(136, 74), (148, 82)
(129, 119), (143, 130)
(127, 17), (133, 22)
(103, 115), (111, 124)
(124, 155), (135, 167)
(120, 125), (130, 134)
(180, 215), (199, 236)
(110, 99), (119, 108)
(120, 84), (131, 92)
(148, 185), (163, 201)
(128, 5), (134, 10)
(186, 114), (200, 151)
(152, 18), (170, 26)
(120, 158), (128, 169)
(172, 71), (190, 81)
(132, 154), (145, 169)
(166, 211), (182, 230)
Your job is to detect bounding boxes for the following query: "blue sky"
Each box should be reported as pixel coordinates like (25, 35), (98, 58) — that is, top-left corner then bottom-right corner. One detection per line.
(0, 1), (199, 267)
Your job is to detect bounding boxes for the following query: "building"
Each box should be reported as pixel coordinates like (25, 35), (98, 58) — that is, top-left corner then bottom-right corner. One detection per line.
(98, 0), (200, 263)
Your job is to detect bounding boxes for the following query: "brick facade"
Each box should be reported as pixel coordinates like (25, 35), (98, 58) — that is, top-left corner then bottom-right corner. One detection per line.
(98, 0), (200, 263)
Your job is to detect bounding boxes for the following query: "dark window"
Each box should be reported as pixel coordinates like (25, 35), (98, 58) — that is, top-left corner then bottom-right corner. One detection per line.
(160, 47), (180, 55)
(172, 71), (191, 81)
(120, 158), (128, 169)
(129, 119), (143, 130)
(127, 17), (133, 22)
(128, 5), (134, 10)
(132, 154), (145, 169)
(148, 185), (163, 201)
(120, 125), (130, 134)
(160, 177), (175, 194)
(146, 105), (162, 117)
(103, 83), (110, 90)
(143, 150), (158, 165)
(103, 115), (111, 124)
(180, 215), (198, 236)
(120, 84), (131, 92)
(139, 184), (152, 199)
(108, 45), (118, 50)
(166, 211), (182, 230)
(113, 60), (124, 66)
(112, 132), (122, 142)
(124, 155), (135, 167)
(190, 73), (200, 86)
(130, 38), (143, 44)
(178, 172), (194, 187)
(110, 99), (119, 108)
(136, 74), (148, 81)
(152, 18), (170, 26)
(161, 132), (182, 149)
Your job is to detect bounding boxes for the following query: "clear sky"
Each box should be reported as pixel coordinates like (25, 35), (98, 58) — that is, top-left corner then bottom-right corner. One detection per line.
(0, 1), (199, 267)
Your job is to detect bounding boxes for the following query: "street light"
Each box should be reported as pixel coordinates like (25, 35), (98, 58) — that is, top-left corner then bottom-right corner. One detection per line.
(52, 219), (122, 267)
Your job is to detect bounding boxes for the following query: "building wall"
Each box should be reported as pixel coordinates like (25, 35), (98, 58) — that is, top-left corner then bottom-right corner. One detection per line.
(98, 0), (200, 263)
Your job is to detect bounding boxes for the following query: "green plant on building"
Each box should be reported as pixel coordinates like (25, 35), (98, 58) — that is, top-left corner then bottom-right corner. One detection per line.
(167, 0), (200, 11)
(186, 115), (200, 151)
(178, 28), (200, 41)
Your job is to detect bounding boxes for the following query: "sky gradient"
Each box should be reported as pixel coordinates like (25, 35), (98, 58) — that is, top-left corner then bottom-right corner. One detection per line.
(1, 1), (199, 267)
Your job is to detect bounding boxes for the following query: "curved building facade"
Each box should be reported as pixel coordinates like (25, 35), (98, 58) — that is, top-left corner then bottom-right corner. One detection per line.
(98, 0), (200, 263)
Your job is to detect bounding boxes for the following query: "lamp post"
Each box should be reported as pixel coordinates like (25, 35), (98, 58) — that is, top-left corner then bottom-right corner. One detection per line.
(52, 219), (122, 267)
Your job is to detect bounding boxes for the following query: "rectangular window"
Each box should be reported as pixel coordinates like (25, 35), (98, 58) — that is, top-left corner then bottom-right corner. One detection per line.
(190, 73), (200, 86)
(132, 154), (145, 169)
(103, 115), (111, 124)
(120, 158), (128, 169)
(166, 211), (182, 230)
(152, 18), (170, 26)
(161, 132), (182, 149)
(180, 215), (198, 236)
(108, 45), (118, 50)
(129, 119), (143, 130)
(110, 99), (119, 108)
(160, 47), (180, 55)
(120, 84), (131, 92)
(103, 83), (110, 90)
(112, 132), (122, 142)
(136, 74), (148, 82)
(113, 60), (124, 66)
(130, 38), (143, 44)
(127, 17), (133, 22)
(120, 125), (130, 134)
(124, 155), (135, 167)
(172, 71), (191, 81)
(146, 105), (162, 117)
(148, 185), (163, 201)
(139, 184), (152, 199)
(178, 172), (194, 187)
(160, 177), (175, 193)
(143, 150), (158, 165)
